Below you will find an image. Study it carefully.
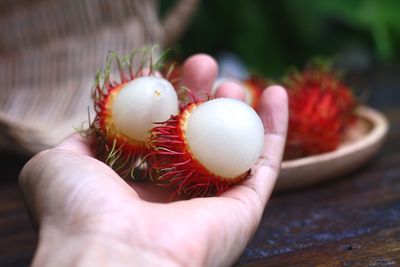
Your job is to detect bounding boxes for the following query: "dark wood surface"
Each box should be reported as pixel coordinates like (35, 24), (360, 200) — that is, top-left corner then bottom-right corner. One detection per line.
(0, 108), (399, 267)
(237, 108), (400, 266)
(0, 154), (35, 267)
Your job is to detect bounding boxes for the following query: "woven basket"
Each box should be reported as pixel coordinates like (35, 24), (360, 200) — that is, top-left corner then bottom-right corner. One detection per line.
(0, 0), (199, 155)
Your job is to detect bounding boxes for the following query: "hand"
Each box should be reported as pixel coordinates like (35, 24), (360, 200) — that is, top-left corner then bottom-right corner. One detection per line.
(19, 54), (288, 267)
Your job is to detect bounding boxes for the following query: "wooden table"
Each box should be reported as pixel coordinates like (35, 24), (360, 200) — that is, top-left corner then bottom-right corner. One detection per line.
(237, 108), (400, 266)
(0, 108), (399, 267)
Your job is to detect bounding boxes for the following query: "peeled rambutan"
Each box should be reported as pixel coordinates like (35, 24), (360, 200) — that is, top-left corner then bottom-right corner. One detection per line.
(90, 50), (179, 179)
(284, 64), (357, 159)
(146, 98), (265, 198)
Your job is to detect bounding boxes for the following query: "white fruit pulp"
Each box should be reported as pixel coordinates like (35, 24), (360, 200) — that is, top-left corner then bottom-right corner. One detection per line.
(185, 98), (264, 178)
(112, 76), (179, 142)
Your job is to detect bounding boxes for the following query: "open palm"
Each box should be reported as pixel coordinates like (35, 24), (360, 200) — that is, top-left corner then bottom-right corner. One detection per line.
(19, 54), (288, 267)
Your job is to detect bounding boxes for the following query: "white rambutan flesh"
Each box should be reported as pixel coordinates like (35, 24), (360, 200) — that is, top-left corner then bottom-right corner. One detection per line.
(185, 98), (265, 178)
(112, 76), (179, 142)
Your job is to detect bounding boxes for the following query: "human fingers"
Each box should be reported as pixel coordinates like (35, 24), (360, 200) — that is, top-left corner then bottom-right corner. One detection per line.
(221, 85), (288, 213)
(56, 133), (94, 156)
(257, 85), (288, 175)
(214, 81), (246, 101)
(124, 88), (286, 266)
(181, 54), (218, 100)
(193, 86), (287, 266)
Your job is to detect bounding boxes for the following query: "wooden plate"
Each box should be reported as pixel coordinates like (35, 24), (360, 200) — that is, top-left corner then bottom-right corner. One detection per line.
(276, 106), (389, 191)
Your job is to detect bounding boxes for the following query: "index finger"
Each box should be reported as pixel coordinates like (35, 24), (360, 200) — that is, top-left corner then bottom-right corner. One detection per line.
(56, 133), (95, 156)
(180, 54), (218, 100)
(222, 85), (288, 209)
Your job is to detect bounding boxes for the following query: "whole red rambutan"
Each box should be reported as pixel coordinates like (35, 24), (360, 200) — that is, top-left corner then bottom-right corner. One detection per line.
(284, 64), (357, 159)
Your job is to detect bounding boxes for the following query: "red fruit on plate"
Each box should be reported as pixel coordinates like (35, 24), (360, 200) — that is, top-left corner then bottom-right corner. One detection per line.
(284, 65), (357, 159)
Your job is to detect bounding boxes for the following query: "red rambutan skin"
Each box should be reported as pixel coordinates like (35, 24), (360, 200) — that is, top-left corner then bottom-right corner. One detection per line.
(284, 67), (357, 159)
(146, 101), (247, 198)
(92, 80), (148, 179)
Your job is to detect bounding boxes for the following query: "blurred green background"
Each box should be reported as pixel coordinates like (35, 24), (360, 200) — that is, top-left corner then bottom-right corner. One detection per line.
(161, 0), (400, 78)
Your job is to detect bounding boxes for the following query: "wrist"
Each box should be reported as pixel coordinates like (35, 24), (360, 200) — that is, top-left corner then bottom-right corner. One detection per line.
(33, 224), (181, 267)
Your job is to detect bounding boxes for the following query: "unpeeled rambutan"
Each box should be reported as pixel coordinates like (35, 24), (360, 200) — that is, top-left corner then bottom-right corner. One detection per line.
(284, 64), (357, 159)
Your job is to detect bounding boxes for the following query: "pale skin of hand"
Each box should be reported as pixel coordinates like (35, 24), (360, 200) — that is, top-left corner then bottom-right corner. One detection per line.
(19, 54), (288, 267)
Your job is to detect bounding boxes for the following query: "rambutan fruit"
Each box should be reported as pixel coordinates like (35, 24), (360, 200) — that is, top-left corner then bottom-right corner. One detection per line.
(146, 98), (265, 198)
(284, 64), (357, 159)
(91, 50), (179, 179)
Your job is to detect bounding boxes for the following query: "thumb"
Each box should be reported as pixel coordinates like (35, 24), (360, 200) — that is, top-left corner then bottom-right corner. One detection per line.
(56, 133), (94, 156)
